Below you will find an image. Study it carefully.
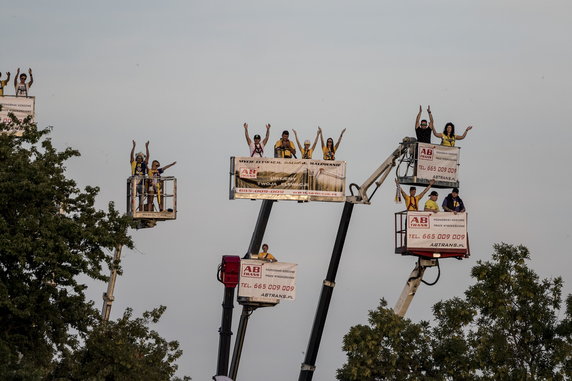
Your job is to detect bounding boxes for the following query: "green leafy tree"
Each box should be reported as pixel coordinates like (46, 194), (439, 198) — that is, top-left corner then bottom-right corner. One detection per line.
(337, 299), (435, 381)
(54, 306), (190, 381)
(0, 117), (189, 380)
(338, 243), (572, 381)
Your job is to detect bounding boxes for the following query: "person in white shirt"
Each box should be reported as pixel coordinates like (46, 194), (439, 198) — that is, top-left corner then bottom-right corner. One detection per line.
(243, 122), (270, 157)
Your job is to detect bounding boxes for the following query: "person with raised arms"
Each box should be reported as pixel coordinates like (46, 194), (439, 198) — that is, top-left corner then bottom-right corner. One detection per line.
(244, 122), (271, 157)
(319, 126), (346, 160)
(432, 122), (473, 147)
(293, 128), (320, 159)
(415, 105), (434, 144)
(14, 68), (33, 97)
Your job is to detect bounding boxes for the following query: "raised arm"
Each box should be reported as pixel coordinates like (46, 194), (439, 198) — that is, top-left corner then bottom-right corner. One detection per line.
(456, 126), (473, 140)
(5, 72), (10, 83)
(311, 128), (320, 151)
(415, 105), (422, 129)
(14, 68), (19, 88)
(431, 123), (442, 138)
(292, 129), (303, 152)
(162, 161), (177, 171)
(243, 123), (252, 145)
(427, 105), (434, 130)
(263, 123), (271, 145)
(395, 178), (407, 198)
(318, 126), (325, 148)
(145, 141), (150, 165)
(28, 68), (33, 88)
(418, 179), (435, 199)
(334, 128), (346, 151)
(130, 140), (136, 162)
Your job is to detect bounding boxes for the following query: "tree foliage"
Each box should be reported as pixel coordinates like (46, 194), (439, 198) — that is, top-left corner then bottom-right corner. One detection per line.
(0, 118), (189, 380)
(338, 243), (572, 381)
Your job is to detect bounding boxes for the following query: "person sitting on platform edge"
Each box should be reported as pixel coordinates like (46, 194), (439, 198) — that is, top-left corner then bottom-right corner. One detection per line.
(395, 178), (435, 211)
(442, 187), (465, 214)
(14, 68), (33, 97)
(0, 71), (10, 96)
(258, 244), (277, 262)
(244, 122), (270, 157)
(319, 126), (346, 160)
(274, 130), (296, 158)
(424, 191), (440, 213)
(431, 122), (473, 147)
(415, 105), (434, 144)
(293, 128), (320, 159)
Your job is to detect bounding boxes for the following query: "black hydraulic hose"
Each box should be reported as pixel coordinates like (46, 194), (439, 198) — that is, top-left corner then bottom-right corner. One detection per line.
(421, 260), (440, 286)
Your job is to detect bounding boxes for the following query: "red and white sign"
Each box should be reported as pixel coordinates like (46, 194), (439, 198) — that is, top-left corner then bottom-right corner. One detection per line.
(238, 259), (297, 300)
(416, 143), (459, 182)
(406, 211), (468, 251)
(239, 167), (258, 179)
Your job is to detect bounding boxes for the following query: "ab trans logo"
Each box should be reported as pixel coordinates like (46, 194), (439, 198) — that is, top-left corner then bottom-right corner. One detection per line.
(241, 264), (262, 278)
(408, 215), (430, 229)
(419, 146), (434, 161)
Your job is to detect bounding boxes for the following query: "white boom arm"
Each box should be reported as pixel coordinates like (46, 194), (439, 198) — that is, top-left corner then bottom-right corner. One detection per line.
(348, 137), (413, 204)
(393, 258), (438, 317)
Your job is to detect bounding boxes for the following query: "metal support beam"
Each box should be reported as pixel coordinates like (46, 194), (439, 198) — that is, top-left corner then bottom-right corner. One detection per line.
(393, 258), (437, 317)
(298, 201), (354, 381)
(245, 199), (275, 258)
(101, 244), (123, 322)
(228, 305), (255, 380)
(216, 286), (236, 377)
(228, 199), (275, 380)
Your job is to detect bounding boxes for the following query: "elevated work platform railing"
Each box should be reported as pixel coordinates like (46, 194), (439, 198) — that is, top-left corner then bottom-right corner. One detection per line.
(126, 175), (177, 222)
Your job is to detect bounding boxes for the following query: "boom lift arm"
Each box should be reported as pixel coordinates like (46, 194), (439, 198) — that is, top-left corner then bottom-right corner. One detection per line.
(348, 137), (414, 204)
(299, 137), (415, 381)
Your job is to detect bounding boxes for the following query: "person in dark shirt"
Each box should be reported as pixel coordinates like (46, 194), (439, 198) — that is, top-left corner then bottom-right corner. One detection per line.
(415, 105), (433, 143)
(442, 187), (466, 214)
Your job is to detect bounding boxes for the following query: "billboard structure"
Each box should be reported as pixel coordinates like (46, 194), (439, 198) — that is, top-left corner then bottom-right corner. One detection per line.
(230, 156), (346, 202)
(416, 143), (460, 183)
(238, 259), (297, 301)
(395, 211), (469, 258)
(0, 95), (35, 136)
(396, 142), (460, 189)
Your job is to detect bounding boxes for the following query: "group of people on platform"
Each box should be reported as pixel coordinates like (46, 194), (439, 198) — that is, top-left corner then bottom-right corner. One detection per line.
(395, 178), (466, 214)
(0, 68), (34, 97)
(243, 123), (346, 160)
(129, 141), (176, 212)
(415, 105), (473, 147)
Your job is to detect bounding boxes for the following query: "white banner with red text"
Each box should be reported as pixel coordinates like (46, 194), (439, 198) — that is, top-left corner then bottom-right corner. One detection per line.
(238, 260), (297, 301)
(406, 211), (468, 251)
(416, 143), (460, 182)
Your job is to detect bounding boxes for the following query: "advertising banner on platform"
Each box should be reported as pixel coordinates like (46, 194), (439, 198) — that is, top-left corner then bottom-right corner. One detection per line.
(416, 143), (459, 182)
(238, 260), (297, 301)
(0, 96), (35, 136)
(231, 157), (345, 202)
(406, 211), (468, 251)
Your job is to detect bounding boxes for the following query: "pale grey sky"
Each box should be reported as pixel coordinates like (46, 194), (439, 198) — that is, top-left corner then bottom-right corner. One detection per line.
(3, 1), (572, 380)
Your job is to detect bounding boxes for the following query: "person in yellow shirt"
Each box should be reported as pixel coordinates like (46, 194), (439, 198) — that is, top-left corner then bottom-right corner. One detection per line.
(258, 244), (277, 262)
(319, 126), (346, 160)
(424, 191), (440, 212)
(395, 179), (435, 211)
(274, 130), (296, 158)
(0, 71), (11, 96)
(431, 122), (473, 147)
(293, 128), (320, 159)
